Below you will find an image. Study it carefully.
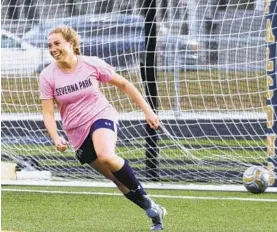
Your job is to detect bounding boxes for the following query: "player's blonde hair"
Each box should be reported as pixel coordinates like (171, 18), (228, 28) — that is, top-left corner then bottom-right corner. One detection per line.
(49, 26), (81, 55)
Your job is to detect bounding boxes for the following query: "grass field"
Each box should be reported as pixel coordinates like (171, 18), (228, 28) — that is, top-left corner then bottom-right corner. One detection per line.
(2, 185), (276, 232)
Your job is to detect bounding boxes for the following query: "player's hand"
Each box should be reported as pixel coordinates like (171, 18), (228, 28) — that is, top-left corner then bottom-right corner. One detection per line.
(145, 110), (160, 129)
(54, 136), (67, 152)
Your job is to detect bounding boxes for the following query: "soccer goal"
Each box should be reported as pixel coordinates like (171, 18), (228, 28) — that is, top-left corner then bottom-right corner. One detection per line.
(1, 0), (276, 189)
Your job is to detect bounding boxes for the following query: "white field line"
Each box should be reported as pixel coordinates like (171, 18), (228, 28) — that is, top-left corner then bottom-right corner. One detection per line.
(2, 188), (277, 202)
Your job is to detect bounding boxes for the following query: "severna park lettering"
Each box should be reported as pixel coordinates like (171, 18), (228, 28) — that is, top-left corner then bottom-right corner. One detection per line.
(56, 79), (92, 96)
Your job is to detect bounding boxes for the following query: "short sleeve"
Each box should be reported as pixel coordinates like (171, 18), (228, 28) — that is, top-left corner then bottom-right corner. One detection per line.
(39, 75), (54, 99)
(94, 58), (116, 83)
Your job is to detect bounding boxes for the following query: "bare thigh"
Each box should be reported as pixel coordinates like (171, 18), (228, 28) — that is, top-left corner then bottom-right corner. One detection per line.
(92, 128), (124, 172)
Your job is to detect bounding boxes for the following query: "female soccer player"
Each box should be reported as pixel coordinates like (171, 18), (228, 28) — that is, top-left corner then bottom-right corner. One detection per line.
(39, 26), (166, 231)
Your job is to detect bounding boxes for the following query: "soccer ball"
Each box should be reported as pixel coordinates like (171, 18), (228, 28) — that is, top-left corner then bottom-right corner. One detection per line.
(242, 166), (270, 193)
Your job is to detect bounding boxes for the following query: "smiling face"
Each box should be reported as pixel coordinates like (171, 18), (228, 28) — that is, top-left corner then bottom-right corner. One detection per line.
(48, 33), (75, 63)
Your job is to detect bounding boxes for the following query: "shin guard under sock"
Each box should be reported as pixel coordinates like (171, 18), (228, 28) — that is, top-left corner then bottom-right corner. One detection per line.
(124, 190), (152, 210)
(112, 160), (146, 195)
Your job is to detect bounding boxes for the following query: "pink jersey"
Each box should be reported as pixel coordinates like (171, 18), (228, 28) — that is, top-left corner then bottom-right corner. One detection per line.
(39, 56), (118, 149)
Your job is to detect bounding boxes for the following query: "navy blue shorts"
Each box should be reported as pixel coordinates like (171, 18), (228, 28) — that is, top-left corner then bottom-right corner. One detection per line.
(75, 119), (118, 165)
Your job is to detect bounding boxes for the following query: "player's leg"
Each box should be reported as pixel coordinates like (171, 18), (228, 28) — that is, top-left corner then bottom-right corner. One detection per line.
(90, 158), (166, 231)
(92, 120), (166, 230)
(92, 125), (150, 207)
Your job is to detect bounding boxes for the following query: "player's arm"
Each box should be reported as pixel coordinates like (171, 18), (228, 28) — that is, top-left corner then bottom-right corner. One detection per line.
(108, 73), (160, 129)
(42, 99), (67, 151)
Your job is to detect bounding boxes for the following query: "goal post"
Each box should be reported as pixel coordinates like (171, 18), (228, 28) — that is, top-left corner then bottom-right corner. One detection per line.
(1, 0), (276, 189)
(266, 0), (277, 187)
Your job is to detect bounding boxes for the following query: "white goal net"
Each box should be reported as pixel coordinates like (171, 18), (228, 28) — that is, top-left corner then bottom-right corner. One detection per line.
(1, 0), (276, 186)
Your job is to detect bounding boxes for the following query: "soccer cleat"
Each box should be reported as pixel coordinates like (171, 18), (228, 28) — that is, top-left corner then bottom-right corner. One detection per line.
(146, 202), (167, 231)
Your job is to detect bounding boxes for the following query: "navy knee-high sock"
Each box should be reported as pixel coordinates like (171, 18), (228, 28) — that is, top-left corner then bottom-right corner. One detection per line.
(124, 190), (152, 210)
(112, 160), (151, 210)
